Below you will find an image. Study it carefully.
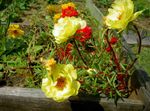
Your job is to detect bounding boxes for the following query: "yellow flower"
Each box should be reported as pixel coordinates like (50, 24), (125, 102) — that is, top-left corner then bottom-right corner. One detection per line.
(61, 2), (75, 9)
(47, 5), (61, 13)
(53, 13), (62, 23)
(44, 58), (56, 71)
(52, 17), (86, 44)
(7, 24), (24, 38)
(105, 0), (143, 31)
(41, 64), (80, 102)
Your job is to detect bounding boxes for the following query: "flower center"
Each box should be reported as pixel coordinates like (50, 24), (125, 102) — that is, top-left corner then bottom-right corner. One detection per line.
(13, 30), (19, 35)
(117, 13), (122, 20)
(55, 77), (66, 90)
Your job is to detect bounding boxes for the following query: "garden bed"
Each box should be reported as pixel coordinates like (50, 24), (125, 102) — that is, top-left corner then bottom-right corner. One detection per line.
(0, 0), (150, 111)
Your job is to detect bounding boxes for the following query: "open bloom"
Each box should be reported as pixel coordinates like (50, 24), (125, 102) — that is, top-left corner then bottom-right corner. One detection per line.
(61, 2), (75, 9)
(7, 24), (24, 38)
(75, 26), (92, 42)
(105, 0), (143, 31)
(52, 17), (86, 44)
(42, 64), (80, 102)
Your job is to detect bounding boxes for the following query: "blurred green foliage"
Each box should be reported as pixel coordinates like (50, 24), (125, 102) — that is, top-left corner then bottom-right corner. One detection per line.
(0, 0), (36, 22)
(138, 47), (150, 75)
(134, 0), (150, 17)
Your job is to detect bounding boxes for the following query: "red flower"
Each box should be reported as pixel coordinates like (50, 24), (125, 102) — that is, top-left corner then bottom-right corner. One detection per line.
(75, 26), (92, 42)
(62, 6), (78, 17)
(110, 37), (118, 44)
(106, 46), (111, 52)
(57, 43), (73, 61)
(117, 74), (124, 81)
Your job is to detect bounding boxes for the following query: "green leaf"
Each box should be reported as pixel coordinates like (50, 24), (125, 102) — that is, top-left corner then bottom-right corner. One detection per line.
(32, 45), (43, 53)
(0, 64), (4, 70)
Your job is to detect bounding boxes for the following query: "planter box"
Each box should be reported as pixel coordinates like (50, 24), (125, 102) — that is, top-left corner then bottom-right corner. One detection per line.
(0, 69), (150, 111)
(0, 70), (149, 111)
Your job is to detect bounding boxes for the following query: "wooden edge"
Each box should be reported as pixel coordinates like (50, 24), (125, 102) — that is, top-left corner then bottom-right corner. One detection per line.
(0, 87), (72, 111)
(69, 96), (144, 111)
(0, 86), (145, 111)
(99, 98), (144, 111)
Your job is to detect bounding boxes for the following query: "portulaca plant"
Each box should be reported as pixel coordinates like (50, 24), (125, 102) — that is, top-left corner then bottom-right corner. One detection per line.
(40, 0), (143, 102)
(1, 0), (145, 104)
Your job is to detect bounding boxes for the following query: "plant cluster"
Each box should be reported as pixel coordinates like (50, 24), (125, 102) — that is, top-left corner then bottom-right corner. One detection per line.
(41, 0), (143, 102)
(0, 0), (144, 103)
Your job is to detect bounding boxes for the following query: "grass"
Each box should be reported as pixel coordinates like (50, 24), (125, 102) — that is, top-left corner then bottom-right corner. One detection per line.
(138, 47), (150, 75)
(131, 45), (150, 76)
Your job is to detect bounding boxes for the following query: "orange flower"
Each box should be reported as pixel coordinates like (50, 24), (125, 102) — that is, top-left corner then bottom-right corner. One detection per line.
(61, 2), (75, 9)
(8, 24), (24, 38)
(7, 24), (24, 38)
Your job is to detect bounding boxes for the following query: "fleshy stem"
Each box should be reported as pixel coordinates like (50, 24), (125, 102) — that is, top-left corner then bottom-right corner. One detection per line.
(105, 30), (121, 72)
(73, 39), (88, 67)
(125, 25), (142, 72)
(133, 24), (142, 54)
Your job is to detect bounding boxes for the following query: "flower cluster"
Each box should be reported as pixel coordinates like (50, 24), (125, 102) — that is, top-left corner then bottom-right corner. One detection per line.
(52, 2), (92, 44)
